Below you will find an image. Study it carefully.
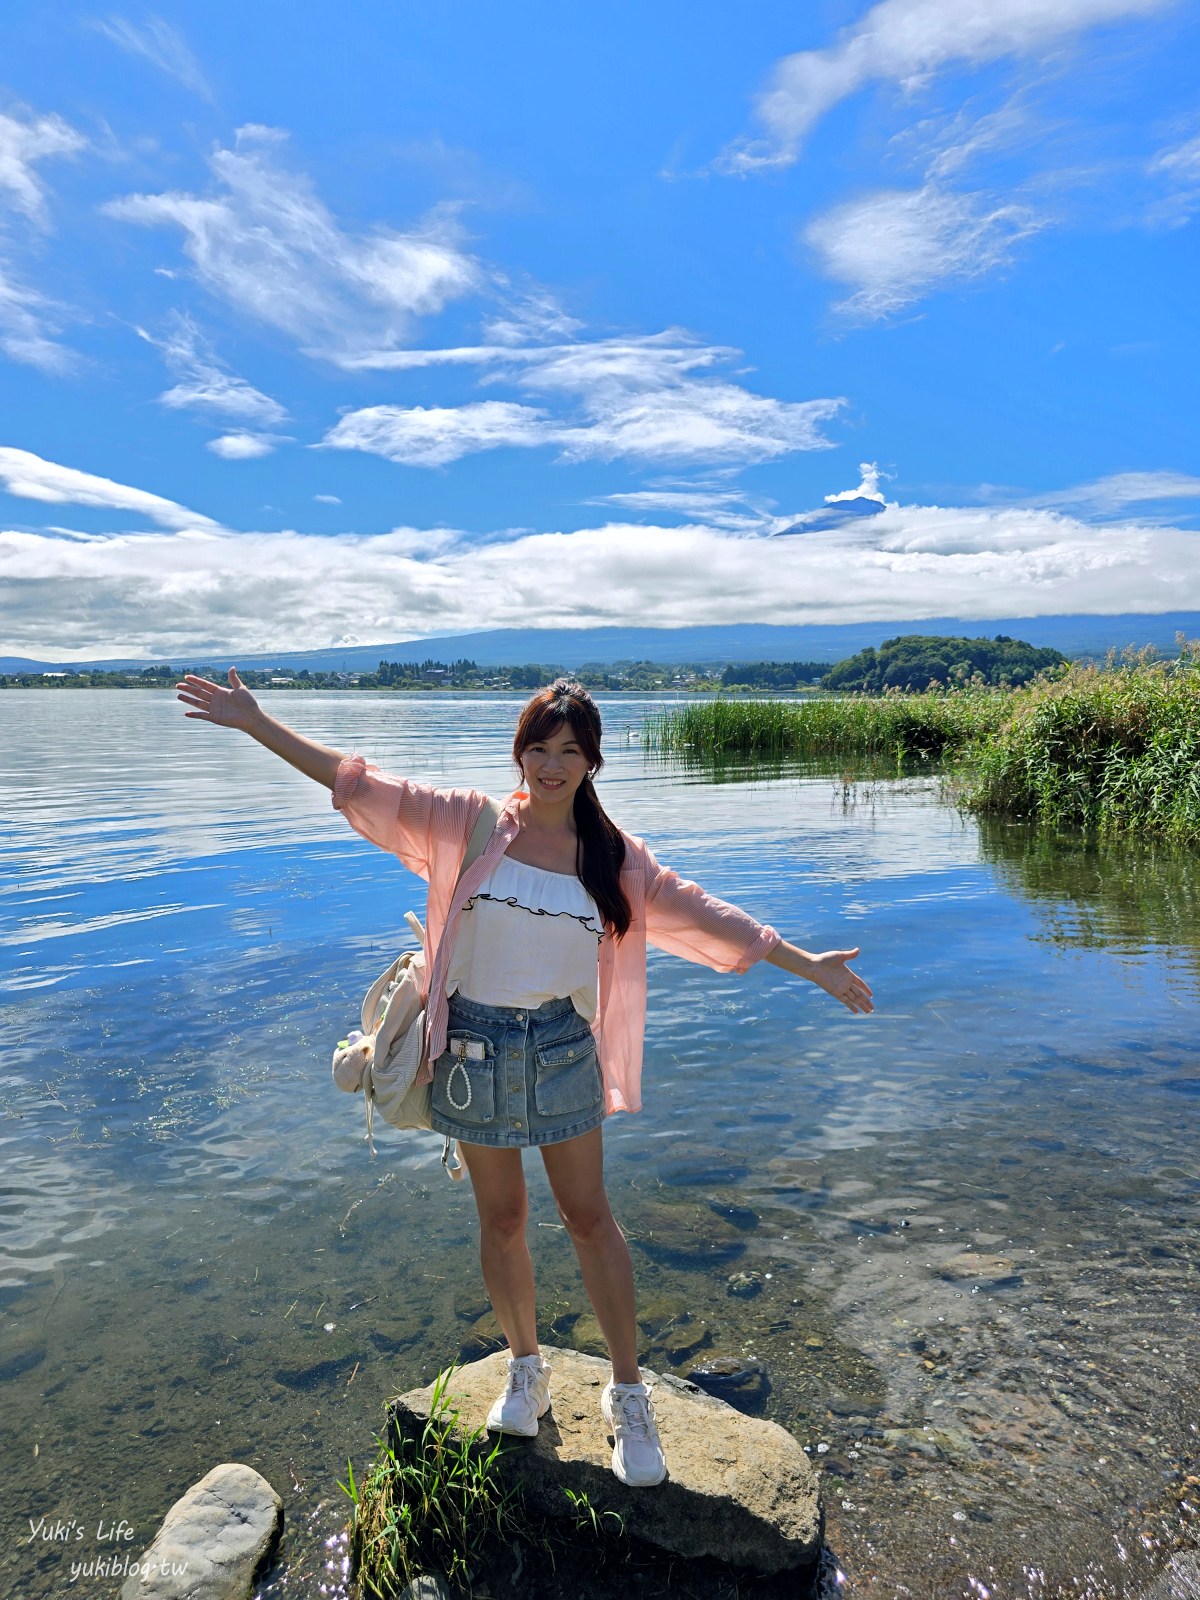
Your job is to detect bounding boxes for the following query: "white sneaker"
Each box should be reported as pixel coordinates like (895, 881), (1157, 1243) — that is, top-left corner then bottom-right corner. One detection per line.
(601, 1378), (667, 1486)
(486, 1353), (552, 1437)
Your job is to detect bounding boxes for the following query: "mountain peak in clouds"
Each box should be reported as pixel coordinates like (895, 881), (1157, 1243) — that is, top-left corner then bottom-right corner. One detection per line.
(775, 494), (888, 535)
(774, 462), (888, 535)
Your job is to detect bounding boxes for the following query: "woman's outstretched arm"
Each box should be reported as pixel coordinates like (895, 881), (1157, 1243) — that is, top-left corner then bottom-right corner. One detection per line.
(176, 667), (344, 789)
(764, 940), (874, 1014)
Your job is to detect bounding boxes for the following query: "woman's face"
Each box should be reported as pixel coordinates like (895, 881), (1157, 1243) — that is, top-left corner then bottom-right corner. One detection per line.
(518, 721), (591, 806)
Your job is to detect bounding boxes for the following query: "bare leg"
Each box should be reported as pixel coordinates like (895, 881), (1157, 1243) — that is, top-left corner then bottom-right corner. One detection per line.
(458, 1143), (538, 1358)
(539, 1126), (641, 1385)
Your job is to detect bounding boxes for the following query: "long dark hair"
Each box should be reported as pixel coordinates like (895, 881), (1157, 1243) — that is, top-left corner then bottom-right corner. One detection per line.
(512, 679), (631, 939)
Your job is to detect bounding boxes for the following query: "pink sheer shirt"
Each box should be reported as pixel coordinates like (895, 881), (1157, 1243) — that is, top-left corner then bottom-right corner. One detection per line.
(332, 755), (782, 1115)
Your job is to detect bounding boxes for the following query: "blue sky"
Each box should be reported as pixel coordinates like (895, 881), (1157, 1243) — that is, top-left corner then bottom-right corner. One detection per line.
(1, 0), (1198, 659)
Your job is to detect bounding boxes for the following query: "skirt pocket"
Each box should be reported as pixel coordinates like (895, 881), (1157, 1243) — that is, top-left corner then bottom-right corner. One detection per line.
(533, 1029), (602, 1120)
(432, 1031), (497, 1127)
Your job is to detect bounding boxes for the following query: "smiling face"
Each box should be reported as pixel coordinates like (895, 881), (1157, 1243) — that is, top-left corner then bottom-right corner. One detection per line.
(518, 720), (591, 807)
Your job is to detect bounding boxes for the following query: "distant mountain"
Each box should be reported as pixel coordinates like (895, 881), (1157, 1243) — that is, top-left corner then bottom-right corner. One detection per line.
(6, 613), (1199, 675)
(774, 496), (888, 535)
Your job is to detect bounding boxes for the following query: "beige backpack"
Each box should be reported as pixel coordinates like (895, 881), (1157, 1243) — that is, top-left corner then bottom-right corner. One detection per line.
(332, 798), (501, 1175)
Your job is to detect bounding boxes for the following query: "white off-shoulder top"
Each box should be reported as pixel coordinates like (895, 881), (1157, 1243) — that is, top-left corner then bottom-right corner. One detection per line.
(445, 853), (605, 1020)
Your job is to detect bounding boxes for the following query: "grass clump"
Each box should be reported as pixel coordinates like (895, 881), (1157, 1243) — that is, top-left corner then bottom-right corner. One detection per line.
(643, 686), (1005, 767)
(340, 1365), (633, 1600)
(959, 643), (1200, 839)
(340, 1364), (522, 1597)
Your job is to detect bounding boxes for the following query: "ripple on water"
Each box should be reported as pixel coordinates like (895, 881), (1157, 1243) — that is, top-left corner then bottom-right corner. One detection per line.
(2, 693), (1199, 1599)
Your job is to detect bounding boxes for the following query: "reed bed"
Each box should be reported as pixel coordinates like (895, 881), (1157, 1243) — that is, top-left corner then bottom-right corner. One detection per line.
(643, 650), (1200, 841)
(642, 687), (1005, 765)
(960, 652), (1200, 839)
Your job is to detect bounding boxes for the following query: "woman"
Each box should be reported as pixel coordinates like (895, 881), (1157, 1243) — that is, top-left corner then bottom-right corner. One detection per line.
(177, 669), (873, 1488)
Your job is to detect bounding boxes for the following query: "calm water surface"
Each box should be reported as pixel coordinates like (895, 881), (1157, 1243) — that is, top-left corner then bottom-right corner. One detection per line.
(2, 690), (1197, 1599)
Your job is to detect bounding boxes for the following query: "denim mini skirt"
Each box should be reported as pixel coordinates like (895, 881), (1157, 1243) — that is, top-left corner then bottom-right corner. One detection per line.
(429, 991), (605, 1148)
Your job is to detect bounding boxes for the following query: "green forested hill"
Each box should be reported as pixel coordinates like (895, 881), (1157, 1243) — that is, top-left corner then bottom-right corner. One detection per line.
(822, 634), (1066, 692)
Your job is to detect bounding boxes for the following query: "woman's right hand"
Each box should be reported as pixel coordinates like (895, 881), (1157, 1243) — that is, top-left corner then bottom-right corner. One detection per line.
(176, 667), (262, 732)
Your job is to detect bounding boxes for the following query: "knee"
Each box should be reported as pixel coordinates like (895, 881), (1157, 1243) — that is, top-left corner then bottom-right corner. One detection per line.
(556, 1199), (613, 1245)
(480, 1201), (528, 1247)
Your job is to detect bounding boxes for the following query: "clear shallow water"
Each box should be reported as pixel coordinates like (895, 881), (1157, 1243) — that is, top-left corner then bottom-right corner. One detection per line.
(1, 690), (1197, 1599)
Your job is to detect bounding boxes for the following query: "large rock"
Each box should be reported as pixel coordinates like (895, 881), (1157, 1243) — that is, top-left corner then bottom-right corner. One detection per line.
(388, 1344), (821, 1575)
(119, 1463), (282, 1600)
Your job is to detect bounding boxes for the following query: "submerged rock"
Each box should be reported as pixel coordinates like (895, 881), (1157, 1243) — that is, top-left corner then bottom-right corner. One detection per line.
(1144, 1551), (1200, 1599)
(119, 1462), (282, 1600)
(624, 1196), (748, 1270)
(388, 1344), (820, 1575)
(686, 1355), (771, 1411)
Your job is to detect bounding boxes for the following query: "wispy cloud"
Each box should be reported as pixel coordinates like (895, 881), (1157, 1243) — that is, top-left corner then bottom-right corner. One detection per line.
(805, 183), (1044, 318)
(206, 432), (287, 460)
(0, 267), (76, 374)
(0, 445), (222, 530)
(592, 485), (772, 532)
(323, 330), (843, 467)
(0, 109), (86, 221)
(1022, 469), (1200, 517)
(90, 15), (213, 101)
(0, 108), (87, 371)
(718, 0), (1175, 172)
(137, 311), (289, 431)
(102, 125), (480, 362)
(1146, 131), (1200, 226)
(2, 494), (1196, 660)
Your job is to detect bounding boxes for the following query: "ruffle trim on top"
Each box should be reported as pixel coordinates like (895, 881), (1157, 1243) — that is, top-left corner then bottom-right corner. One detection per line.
(466, 854), (605, 938)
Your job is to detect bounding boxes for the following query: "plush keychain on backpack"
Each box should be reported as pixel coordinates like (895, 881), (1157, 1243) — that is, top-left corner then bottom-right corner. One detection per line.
(332, 1029), (374, 1092)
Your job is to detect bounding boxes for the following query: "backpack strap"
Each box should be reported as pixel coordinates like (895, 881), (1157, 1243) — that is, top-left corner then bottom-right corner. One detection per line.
(439, 795), (502, 1183)
(459, 795), (502, 883)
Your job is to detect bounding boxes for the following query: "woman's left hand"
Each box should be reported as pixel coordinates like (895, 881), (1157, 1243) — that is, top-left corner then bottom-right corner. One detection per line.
(808, 948), (874, 1013)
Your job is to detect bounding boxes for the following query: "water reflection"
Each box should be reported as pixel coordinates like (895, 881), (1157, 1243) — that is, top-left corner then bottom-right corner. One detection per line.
(979, 817), (1200, 959)
(2, 692), (1198, 1600)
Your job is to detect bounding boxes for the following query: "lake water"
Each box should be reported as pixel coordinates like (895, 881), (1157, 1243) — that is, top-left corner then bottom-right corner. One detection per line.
(2, 689), (1197, 1600)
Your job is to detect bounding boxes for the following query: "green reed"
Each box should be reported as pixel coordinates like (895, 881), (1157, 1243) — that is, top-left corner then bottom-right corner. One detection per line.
(644, 647), (1200, 841)
(959, 648), (1200, 840)
(642, 686), (1005, 766)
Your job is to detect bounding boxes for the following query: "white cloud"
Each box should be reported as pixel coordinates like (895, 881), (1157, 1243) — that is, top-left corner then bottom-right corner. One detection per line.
(102, 126), (480, 362)
(0, 446), (221, 530)
(325, 331), (843, 467)
(323, 401), (549, 467)
(805, 184), (1044, 317)
(91, 15), (213, 100)
(595, 487), (770, 531)
(826, 463), (888, 503)
(1147, 132), (1200, 226)
(206, 432), (287, 460)
(2, 488), (1196, 659)
(314, 493), (342, 505)
(0, 108), (87, 370)
(0, 110), (85, 222)
(1025, 470), (1200, 516)
(0, 266), (76, 373)
(719, 0), (1174, 171)
(137, 311), (289, 427)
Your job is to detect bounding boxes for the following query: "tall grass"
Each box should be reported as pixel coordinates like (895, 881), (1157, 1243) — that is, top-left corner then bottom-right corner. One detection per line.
(643, 646), (1200, 841)
(642, 687), (1005, 766)
(959, 648), (1200, 839)
(340, 1364), (521, 1597)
